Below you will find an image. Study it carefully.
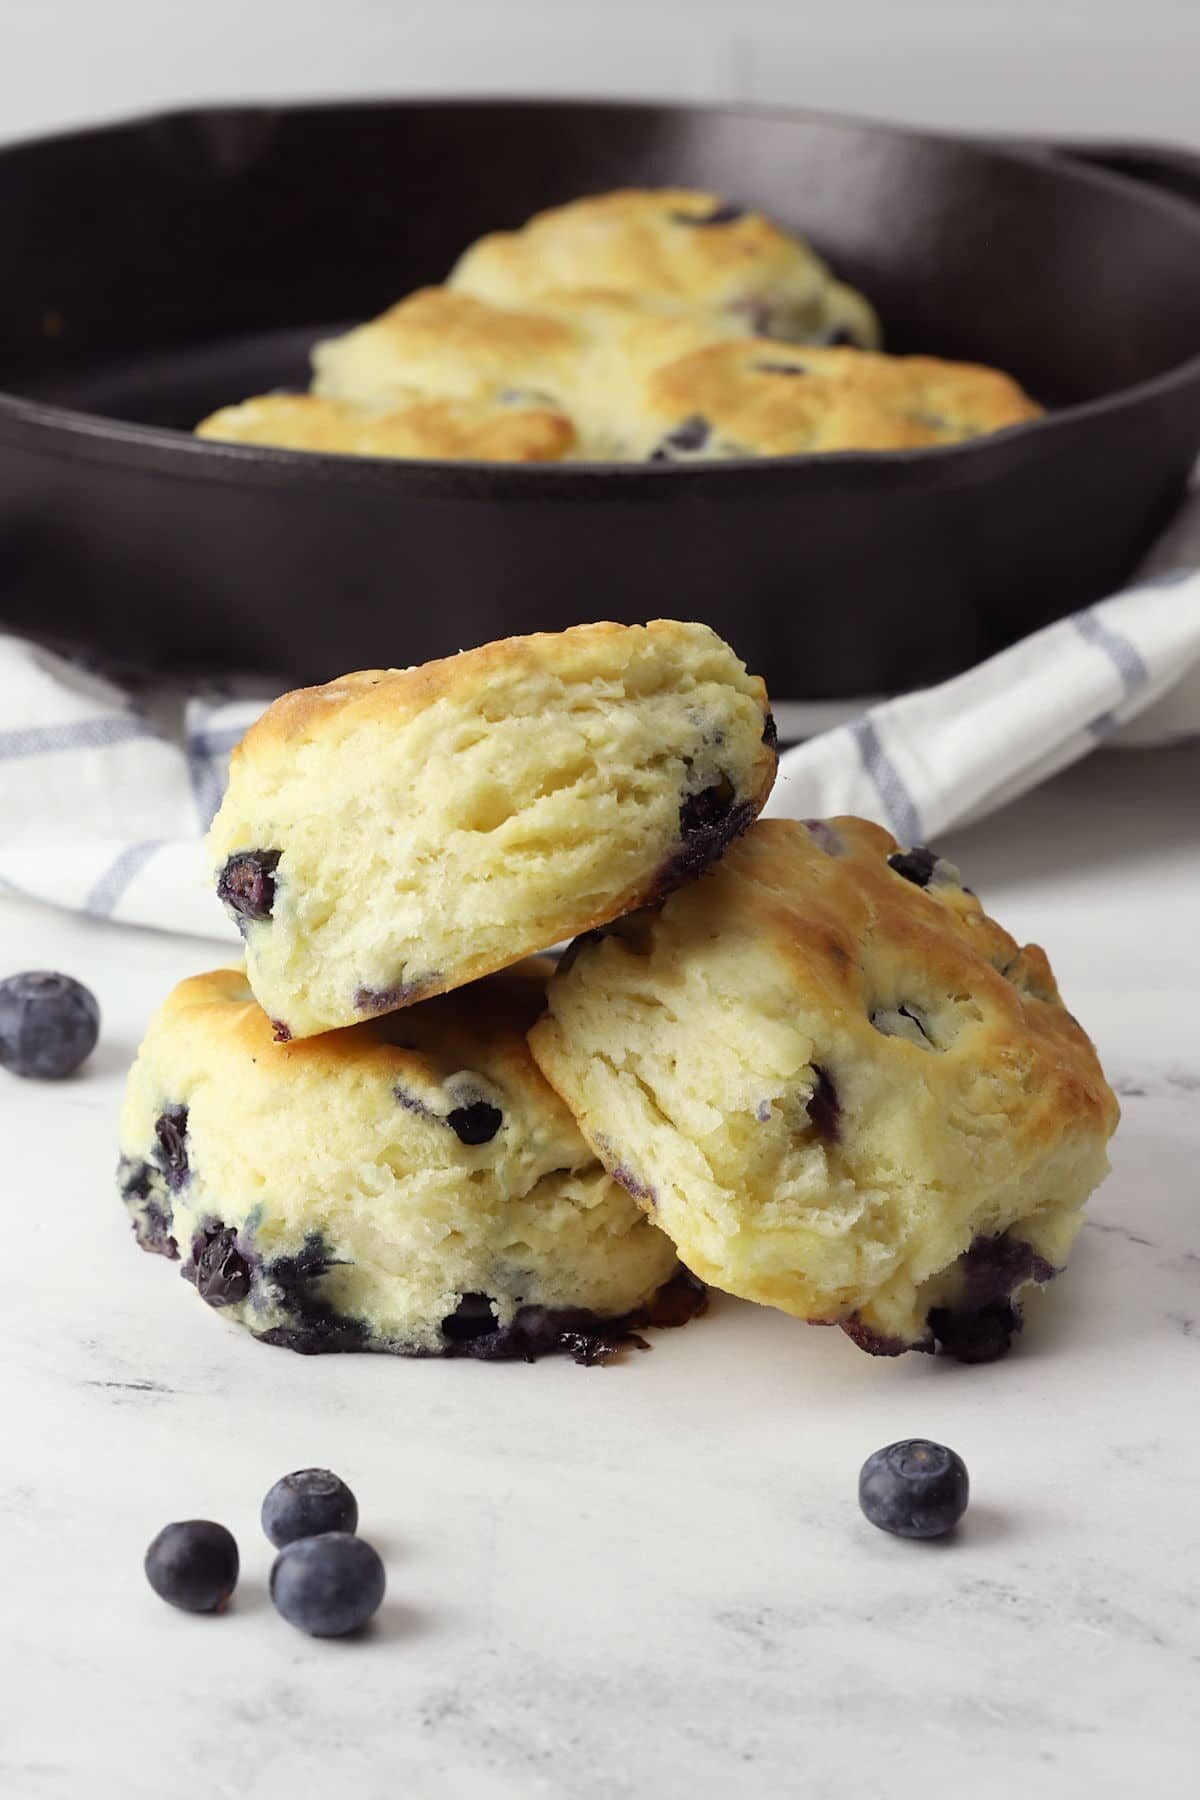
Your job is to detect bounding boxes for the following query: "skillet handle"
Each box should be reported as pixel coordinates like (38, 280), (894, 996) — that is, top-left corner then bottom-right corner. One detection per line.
(1039, 139), (1200, 211)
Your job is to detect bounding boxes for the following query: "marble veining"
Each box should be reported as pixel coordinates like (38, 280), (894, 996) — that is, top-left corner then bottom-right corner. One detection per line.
(1, 744), (1198, 1798)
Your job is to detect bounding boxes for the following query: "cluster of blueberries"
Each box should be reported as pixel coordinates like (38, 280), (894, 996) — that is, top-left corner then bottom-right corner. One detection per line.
(145, 1469), (386, 1637)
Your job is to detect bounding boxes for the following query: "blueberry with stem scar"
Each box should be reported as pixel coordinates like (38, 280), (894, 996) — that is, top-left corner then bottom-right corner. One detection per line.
(262, 1469), (359, 1548)
(859, 1440), (969, 1538)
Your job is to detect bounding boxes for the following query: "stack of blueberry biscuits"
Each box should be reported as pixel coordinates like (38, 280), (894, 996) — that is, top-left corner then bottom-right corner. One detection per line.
(118, 619), (1118, 1365)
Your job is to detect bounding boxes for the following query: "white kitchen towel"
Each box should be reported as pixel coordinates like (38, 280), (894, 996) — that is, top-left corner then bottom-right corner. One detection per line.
(1, 549), (1198, 945)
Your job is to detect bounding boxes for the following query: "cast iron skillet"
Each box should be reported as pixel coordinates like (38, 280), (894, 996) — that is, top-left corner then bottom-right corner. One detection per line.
(1, 97), (1199, 698)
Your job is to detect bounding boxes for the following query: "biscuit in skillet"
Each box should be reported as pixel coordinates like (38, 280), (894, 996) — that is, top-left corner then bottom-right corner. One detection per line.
(196, 391), (576, 463)
(448, 188), (881, 349)
(630, 340), (1042, 461)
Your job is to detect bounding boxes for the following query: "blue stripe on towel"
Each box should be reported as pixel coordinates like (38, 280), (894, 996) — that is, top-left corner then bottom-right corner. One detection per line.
(83, 840), (165, 919)
(848, 717), (923, 843)
(1072, 609), (1150, 695)
(0, 715), (157, 760)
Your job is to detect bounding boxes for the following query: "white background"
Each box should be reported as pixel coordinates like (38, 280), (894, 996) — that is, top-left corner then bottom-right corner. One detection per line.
(2, 0), (1199, 149)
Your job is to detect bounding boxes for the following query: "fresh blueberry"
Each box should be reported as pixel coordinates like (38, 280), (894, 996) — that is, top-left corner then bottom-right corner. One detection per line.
(144, 1520), (239, 1613)
(858, 1439), (969, 1539)
(262, 1469), (359, 1548)
(269, 1532), (386, 1637)
(446, 1100), (502, 1145)
(217, 849), (281, 924)
(0, 971), (99, 1079)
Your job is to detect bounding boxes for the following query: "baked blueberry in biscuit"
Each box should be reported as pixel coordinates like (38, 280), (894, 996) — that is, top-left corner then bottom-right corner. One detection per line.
(208, 620), (776, 1040)
(529, 817), (1119, 1361)
(118, 961), (702, 1362)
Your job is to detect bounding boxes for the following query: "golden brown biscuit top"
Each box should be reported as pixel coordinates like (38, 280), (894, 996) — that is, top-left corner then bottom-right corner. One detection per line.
(639, 341), (1042, 458)
(231, 618), (770, 765)
(158, 958), (567, 1107)
(311, 285), (585, 407)
(448, 188), (837, 313)
(196, 392), (574, 464)
(703, 818), (1118, 1137)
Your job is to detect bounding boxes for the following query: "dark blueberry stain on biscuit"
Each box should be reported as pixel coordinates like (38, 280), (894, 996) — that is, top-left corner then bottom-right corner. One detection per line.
(271, 1020), (292, 1043)
(138, 1202), (178, 1258)
(446, 1100), (503, 1145)
(841, 1235), (1058, 1363)
(887, 846), (940, 888)
(679, 774), (735, 839)
(761, 711), (778, 751)
(441, 1292), (499, 1342)
(118, 1156), (179, 1259)
(440, 1269), (706, 1365)
(673, 203), (745, 227)
(650, 413), (711, 462)
(824, 327), (856, 347)
(927, 1234), (1058, 1364)
(840, 1315), (931, 1357)
(652, 779), (757, 899)
(756, 360), (809, 376)
(805, 1066), (841, 1144)
(611, 1164), (657, 1208)
(153, 1106), (190, 1190)
(929, 1300), (1023, 1364)
(354, 978), (439, 1015)
(182, 1220), (252, 1308)
(394, 1086), (437, 1122)
(257, 1233), (369, 1355)
(217, 849), (281, 925)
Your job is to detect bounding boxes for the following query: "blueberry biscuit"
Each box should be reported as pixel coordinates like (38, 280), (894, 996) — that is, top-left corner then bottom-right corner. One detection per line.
(448, 188), (881, 349)
(311, 286), (588, 413)
(197, 392), (576, 463)
(207, 621), (776, 1040)
(118, 962), (699, 1361)
(630, 340), (1041, 461)
(529, 818), (1119, 1361)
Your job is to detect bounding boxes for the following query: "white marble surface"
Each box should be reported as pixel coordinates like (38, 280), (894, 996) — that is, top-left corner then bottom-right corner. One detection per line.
(2, 745), (1198, 1800)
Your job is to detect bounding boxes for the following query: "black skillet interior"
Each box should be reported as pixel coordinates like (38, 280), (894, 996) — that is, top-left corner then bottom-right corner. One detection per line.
(1, 99), (1199, 695)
